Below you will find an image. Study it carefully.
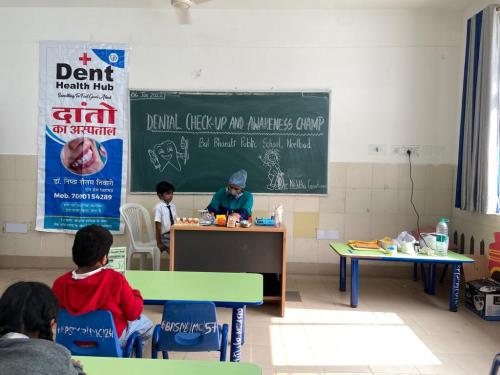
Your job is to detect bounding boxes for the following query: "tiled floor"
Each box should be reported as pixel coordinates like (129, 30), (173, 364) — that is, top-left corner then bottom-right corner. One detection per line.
(0, 268), (498, 374)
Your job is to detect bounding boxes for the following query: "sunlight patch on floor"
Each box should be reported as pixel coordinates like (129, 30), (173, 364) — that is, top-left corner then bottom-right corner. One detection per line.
(270, 308), (440, 367)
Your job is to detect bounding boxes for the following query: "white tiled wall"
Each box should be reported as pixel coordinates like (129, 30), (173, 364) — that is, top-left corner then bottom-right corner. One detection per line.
(0, 155), (455, 273)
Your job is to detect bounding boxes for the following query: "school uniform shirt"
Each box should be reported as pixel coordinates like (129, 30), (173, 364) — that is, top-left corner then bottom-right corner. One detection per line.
(153, 201), (177, 235)
(52, 268), (143, 337)
(207, 187), (253, 220)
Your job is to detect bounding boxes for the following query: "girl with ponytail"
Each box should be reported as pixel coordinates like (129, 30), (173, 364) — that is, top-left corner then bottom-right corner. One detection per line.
(0, 281), (84, 375)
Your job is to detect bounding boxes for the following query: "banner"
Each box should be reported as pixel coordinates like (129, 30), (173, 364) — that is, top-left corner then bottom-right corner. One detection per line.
(37, 41), (129, 233)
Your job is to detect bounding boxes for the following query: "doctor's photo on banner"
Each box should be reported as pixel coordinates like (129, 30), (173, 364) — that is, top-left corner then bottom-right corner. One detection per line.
(36, 41), (129, 233)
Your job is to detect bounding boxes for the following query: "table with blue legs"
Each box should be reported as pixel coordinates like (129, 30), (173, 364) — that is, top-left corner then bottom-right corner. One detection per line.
(330, 243), (474, 311)
(126, 271), (263, 362)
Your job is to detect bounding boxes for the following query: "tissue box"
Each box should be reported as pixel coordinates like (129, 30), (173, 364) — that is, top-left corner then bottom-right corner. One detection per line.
(255, 217), (275, 226)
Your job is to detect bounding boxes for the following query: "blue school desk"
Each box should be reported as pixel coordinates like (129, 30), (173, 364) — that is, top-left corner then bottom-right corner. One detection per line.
(73, 356), (261, 375)
(330, 243), (474, 311)
(125, 271), (263, 362)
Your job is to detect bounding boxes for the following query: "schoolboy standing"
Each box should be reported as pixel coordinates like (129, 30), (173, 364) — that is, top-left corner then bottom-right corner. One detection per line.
(153, 181), (177, 253)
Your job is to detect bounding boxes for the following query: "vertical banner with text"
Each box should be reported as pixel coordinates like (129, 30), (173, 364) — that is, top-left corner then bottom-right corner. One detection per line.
(37, 41), (129, 233)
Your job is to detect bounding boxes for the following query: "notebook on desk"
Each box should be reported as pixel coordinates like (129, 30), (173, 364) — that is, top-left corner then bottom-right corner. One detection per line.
(347, 241), (385, 252)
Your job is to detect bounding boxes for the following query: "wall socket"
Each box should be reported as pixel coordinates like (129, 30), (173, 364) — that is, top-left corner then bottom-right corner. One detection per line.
(4, 223), (29, 233)
(392, 145), (420, 157)
(368, 144), (387, 155)
(316, 229), (340, 240)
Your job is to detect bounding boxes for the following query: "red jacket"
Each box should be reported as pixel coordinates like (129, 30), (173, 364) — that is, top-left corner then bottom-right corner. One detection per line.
(52, 269), (143, 337)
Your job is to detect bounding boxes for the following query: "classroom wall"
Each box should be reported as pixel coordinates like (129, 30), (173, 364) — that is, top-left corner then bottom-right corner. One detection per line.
(125, 162), (453, 275)
(0, 4), (460, 272)
(449, 0), (500, 254)
(0, 157), (454, 272)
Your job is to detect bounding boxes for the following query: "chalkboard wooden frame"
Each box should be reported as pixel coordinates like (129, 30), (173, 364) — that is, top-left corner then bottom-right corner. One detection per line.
(129, 90), (330, 195)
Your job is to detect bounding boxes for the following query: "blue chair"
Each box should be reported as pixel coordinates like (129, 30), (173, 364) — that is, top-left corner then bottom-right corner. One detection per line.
(490, 353), (500, 375)
(151, 301), (229, 361)
(56, 309), (142, 358)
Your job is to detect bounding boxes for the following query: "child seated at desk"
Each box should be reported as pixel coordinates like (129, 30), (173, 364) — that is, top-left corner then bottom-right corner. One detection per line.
(0, 281), (84, 375)
(52, 225), (153, 347)
(154, 181), (177, 253)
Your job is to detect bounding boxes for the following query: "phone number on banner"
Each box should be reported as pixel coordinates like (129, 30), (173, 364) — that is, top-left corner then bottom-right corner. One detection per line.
(54, 193), (113, 200)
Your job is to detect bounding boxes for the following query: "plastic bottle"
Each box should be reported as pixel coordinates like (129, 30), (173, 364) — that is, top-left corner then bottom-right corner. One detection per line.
(435, 218), (449, 256)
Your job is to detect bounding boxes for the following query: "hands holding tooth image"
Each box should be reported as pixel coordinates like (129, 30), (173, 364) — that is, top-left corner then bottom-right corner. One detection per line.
(60, 137), (108, 175)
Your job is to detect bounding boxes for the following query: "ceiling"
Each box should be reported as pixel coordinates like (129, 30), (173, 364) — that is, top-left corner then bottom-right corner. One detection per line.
(0, 0), (476, 10)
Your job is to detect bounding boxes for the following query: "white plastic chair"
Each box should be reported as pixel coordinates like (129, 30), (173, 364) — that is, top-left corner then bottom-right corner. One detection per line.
(120, 203), (161, 271)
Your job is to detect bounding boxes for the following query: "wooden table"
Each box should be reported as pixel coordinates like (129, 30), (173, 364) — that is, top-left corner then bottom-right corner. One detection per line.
(126, 271), (263, 362)
(330, 242), (474, 311)
(169, 224), (287, 317)
(73, 356), (261, 375)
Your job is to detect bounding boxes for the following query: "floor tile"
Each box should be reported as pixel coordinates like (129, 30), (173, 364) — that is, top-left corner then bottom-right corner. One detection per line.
(0, 269), (498, 374)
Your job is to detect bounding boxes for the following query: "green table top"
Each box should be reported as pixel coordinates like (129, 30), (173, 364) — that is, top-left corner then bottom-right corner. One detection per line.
(73, 356), (261, 375)
(330, 242), (474, 263)
(125, 271), (263, 305)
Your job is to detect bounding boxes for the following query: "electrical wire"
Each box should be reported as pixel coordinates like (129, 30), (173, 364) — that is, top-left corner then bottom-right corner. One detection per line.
(408, 150), (428, 248)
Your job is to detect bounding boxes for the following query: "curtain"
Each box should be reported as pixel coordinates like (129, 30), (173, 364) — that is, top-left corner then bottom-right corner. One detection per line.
(456, 4), (500, 214)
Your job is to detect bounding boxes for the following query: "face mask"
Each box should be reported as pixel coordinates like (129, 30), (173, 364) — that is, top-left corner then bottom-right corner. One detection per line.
(227, 187), (242, 198)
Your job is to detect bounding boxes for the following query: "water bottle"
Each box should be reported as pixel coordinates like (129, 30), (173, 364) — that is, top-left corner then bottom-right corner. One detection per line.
(435, 218), (449, 256)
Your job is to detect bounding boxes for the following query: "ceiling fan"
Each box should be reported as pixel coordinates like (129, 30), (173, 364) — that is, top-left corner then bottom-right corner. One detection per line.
(171, 0), (210, 25)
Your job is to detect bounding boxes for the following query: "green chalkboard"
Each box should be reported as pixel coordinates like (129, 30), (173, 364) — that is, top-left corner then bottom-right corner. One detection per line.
(129, 91), (329, 194)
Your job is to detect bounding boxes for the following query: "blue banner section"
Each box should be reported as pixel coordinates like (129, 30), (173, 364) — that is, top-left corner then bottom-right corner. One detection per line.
(92, 49), (125, 68)
(43, 136), (123, 231)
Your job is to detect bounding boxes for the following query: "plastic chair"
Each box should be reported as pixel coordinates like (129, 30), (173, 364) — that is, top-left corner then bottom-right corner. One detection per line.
(151, 301), (229, 361)
(56, 309), (142, 358)
(120, 203), (161, 271)
(490, 353), (500, 375)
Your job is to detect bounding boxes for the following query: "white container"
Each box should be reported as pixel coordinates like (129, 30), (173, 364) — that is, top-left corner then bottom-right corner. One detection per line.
(386, 245), (397, 256)
(400, 242), (416, 255)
